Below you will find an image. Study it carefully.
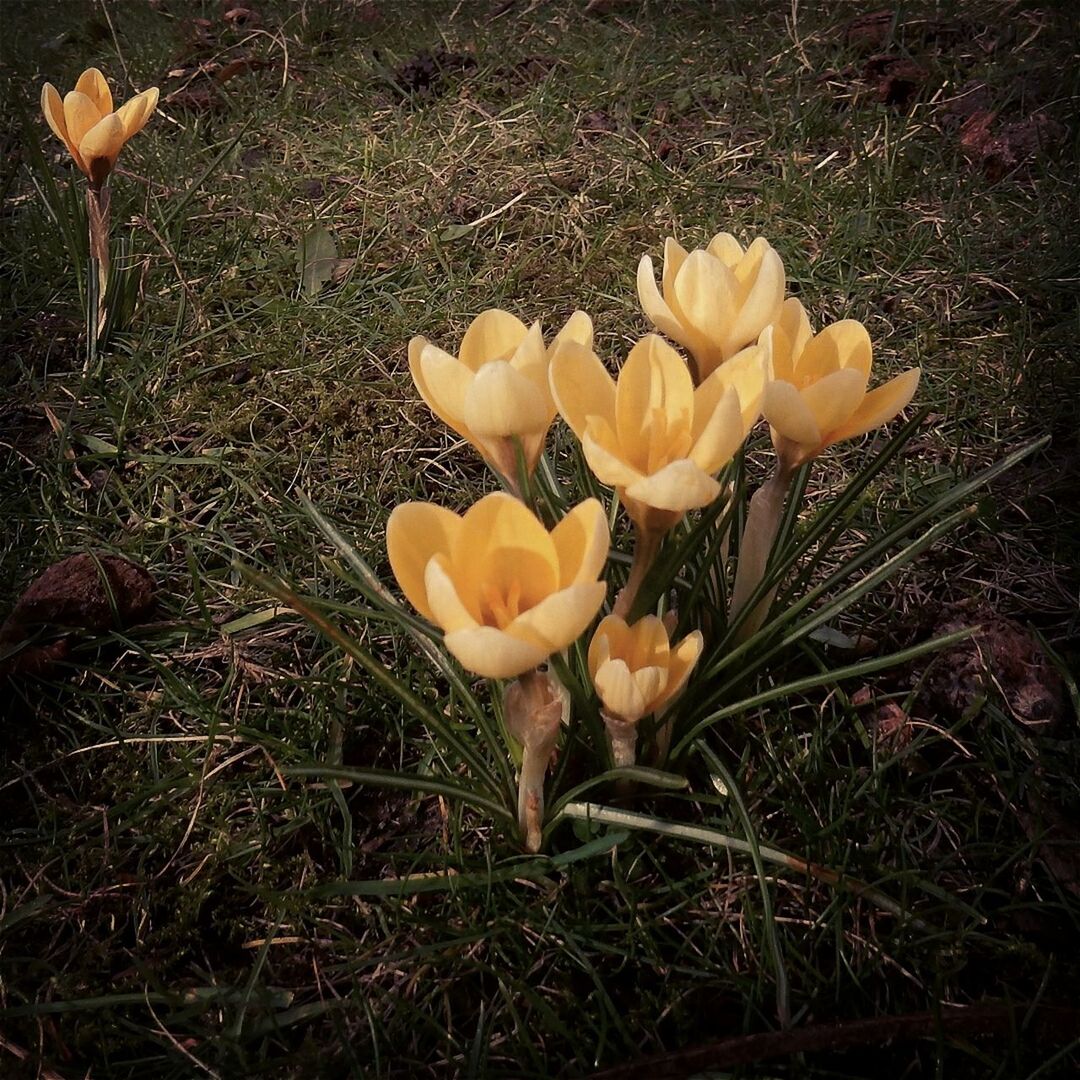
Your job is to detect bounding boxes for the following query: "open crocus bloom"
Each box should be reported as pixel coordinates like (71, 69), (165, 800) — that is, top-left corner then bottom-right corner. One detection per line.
(588, 614), (702, 725)
(408, 309), (593, 482)
(387, 492), (609, 679)
(550, 333), (764, 533)
(41, 68), (158, 186)
(761, 298), (921, 469)
(637, 234), (785, 382)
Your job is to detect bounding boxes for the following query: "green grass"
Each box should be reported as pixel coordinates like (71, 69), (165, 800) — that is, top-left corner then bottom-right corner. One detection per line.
(2, 1), (1078, 1076)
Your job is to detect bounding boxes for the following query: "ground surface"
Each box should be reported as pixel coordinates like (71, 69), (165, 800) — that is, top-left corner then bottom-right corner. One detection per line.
(1, 1), (1078, 1077)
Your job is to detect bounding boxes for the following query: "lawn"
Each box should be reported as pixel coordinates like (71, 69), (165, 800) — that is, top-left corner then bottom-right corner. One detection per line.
(1, 1), (1078, 1077)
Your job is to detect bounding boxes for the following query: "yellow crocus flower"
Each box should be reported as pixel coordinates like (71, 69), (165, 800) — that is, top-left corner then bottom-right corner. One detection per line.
(41, 68), (158, 186)
(761, 298), (921, 469)
(588, 613), (702, 767)
(550, 333), (764, 535)
(408, 309), (593, 485)
(386, 492), (609, 680)
(588, 614), (702, 725)
(637, 234), (785, 382)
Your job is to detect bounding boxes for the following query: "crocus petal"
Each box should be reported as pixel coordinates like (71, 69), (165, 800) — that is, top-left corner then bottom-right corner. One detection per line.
(800, 368), (868, 439)
(507, 321), (549, 383)
(728, 241), (784, 348)
(63, 90), (102, 150)
(455, 493), (559, 611)
(626, 615), (670, 670)
(41, 83), (72, 148)
(386, 502), (462, 621)
(550, 309), (593, 355)
(706, 232), (744, 266)
(827, 368), (921, 444)
(652, 630), (703, 713)
(695, 344), (766, 436)
(594, 658), (649, 723)
(672, 249), (736, 329)
(509, 581), (607, 652)
(588, 615), (631, 679)
(549, 341), (616, 440)
(458, 309), (528, 371)
(631, 666), (668, 714)
(581, 416), (644, 488)
(637, 254), (694, 350)
(75, 68), (113, 117)
(670, 249), (738, 371)
(416, 342), (475, 437)
(425, 555), (480, 633)
(79, 113), (125, 172)
(763, 380), (821, 446)
(660, 237), (690, 303)
(443, 626), (549, 679)
(688, 385), (745, 475)
(624, 459), (721, 512)
(116, 86), (159, 140)
(765, 299), (812, 383)
(463, 361), (551, 438)
(797, 320), (872, 384)
(615, 335), (694, 457)
(550, 498), (609, 587)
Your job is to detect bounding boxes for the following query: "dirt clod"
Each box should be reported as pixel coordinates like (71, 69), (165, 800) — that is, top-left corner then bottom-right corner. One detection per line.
(862, 54), (928, 107)
(1, 554), (156, 678)
(959, 109), (1063, 180)
(390, 49), (476, 99)
(922, 604), (1066, 733)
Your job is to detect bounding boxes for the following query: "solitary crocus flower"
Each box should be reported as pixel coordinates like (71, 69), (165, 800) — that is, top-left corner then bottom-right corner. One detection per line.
(637, 234), (785, 382)
(760, 298), (921, 470)
(588, 614), (702, 766)
(386, 492), (608, 680)
(41, 68), (158, 187)
(550, 333), (763, 536)
(408, 309), (593, 489)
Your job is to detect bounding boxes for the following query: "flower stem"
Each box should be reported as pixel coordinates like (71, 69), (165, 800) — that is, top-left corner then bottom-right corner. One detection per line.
(603, 711), (638, 795)
(603, 712), (638, 768)
(504, 669), (563, 853)
(85, 183), (110, 373)
(517, 742), (549, 853)
(729, 460), (795, 641)
(614, 526), (662, 619)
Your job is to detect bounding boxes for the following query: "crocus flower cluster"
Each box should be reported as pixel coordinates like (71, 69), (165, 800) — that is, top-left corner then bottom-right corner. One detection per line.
(388, 229), (919, 851)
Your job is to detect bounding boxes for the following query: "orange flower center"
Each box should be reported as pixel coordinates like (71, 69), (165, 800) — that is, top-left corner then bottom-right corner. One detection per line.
(480, 579), (524, 629)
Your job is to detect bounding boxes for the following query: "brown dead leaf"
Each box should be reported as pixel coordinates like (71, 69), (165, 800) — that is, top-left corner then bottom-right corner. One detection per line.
(873, 702), (914, 750)
(215, 56), (267, 84)
(167, 85), (220, 112)
(223, 6), (262, 29)
(578, 109), (617, 140)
